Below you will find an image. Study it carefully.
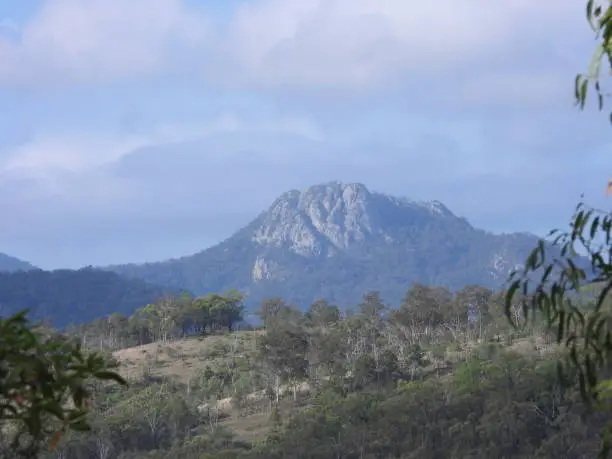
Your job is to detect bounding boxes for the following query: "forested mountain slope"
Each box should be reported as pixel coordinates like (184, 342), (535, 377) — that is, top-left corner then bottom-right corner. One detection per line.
(0, 267), (184, 328)
(0, 252), (36, 272)
(107, 181), (542, 309)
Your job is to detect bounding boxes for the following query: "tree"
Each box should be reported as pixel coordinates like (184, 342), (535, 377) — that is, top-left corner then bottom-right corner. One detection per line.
(211, 290), (245, 332)
(357, 291), (387, 368)
(128, 384), (170, 450)
(305, 300), (340, 330)
(191, 296), (212, 334)
(0, 310), (127, 458)
(453, 285), (492, 341)
(258, 317), (309, 403)
(140, 297), (177, 343)
(195, 290), (245, 333)
(394, 284), (450, 336)
(257, 298), (290, 329)
(505, 1), (612, 455)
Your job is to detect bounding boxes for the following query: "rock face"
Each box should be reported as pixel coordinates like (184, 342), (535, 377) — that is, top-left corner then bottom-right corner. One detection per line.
(253, 183), (375, 255)
(251, 182), (459, 259)
(106, 181), (542, 310)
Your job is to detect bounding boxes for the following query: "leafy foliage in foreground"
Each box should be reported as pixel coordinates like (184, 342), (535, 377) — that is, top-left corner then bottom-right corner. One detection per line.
(506, 202), (612, 456)
(505, 1), (612, 455)
(578, 1), (612, 120)
(0, 311), (126, 458)
(506, 203), (612, 398)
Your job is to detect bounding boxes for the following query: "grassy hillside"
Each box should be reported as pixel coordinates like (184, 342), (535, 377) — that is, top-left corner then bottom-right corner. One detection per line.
(108, 330), (562, 446)
(31, 285), (607, 459)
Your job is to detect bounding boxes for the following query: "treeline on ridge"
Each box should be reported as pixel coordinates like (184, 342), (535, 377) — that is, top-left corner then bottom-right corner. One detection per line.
(68, 283), (505, 352)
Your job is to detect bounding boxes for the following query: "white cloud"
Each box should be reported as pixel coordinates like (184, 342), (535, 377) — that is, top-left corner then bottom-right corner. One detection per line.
(0, 135), (146, 172)
(0, 0), (210, 86)
(221, 0), (581, 88)
(0, 112), (322, 174)
(0, 0), (587, 91)
(0, 0), (603, 270)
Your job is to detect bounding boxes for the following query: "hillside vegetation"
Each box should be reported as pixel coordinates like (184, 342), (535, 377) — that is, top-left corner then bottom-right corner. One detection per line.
(0, 268), (185, 328)
(26, 284), (610, 459)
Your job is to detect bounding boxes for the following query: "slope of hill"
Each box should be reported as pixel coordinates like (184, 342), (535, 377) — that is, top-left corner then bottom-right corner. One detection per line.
(0, 267), (185, 328)
(106, 181), (542, 309)
(0, 252), (36, 272)
(63, 297), (596, 459)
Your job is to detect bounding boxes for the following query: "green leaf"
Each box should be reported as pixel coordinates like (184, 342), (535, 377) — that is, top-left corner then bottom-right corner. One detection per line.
(93, 370), (128, 386)
(575, 74), (584, 104)
(41, 400), (65, 420)
(589, 44), (605, 80)
(580, 79), (589, 109)
(587, 0), (595, 27)
(69, 419), (91, 432)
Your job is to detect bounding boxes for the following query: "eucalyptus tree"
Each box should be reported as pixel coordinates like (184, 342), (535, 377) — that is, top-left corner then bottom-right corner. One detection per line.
(505, 1), (612, 454)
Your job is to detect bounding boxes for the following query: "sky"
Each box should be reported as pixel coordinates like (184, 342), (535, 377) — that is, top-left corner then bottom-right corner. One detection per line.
(0, 0), (609, 269)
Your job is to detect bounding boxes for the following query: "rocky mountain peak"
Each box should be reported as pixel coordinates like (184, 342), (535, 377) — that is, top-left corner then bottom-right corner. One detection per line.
(251, 181), (456, 257)
(251, 182), (369, 256)
(106, 181), (553, 309)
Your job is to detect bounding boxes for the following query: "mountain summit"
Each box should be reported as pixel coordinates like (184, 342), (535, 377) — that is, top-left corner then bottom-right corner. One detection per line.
(252, 182), (455, 258)
(106, 182), (536, 309)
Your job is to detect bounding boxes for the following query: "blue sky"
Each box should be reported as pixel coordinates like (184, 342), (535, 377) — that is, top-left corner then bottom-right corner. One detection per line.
(0, 0), (608, 269)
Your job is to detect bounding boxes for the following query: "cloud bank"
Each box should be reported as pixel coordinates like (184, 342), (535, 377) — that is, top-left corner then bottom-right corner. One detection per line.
(0, 0), (605, 268)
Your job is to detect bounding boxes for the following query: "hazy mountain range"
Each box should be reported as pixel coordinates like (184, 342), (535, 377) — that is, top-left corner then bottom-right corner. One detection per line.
(104, 182), (540, 310)
(0, 181), (559, 318)
(0, 268), (182, 328)
(0, 253), (37, 272)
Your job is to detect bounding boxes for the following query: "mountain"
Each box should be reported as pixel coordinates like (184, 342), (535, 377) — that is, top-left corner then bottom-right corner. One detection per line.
(0, 268), (186, 328)
(105, 181), (544, 310)
(0, 252), (36, 272)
